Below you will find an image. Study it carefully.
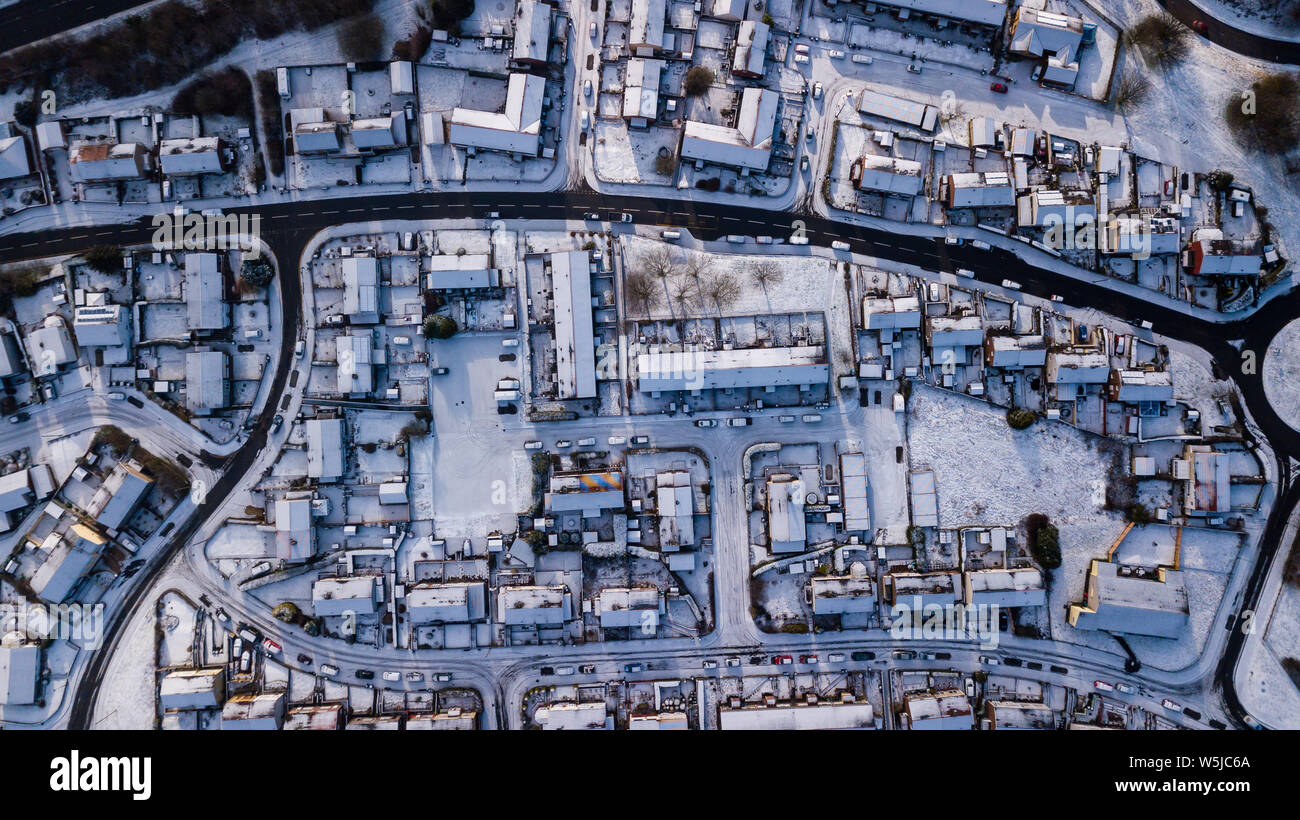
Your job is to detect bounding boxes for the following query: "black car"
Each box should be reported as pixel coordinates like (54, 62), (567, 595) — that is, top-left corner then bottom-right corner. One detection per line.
(933, 652), (952, 660)
(1207, 718), (1227, 730)
(432, 367), (449, 375)
(297, 654), (313, 665)
(496, 404), (517, 414)
(499, 353), (516, 362)
(7, 412), (29, 423)
(355, 669), (374, 680)
(270, 414), (284, 432)
(1050, 665), (1069, 674)
(1026, 661), (1043, 671)
(850, 651), (876, 662)
(579, 664), (596, 674)
(540, 666), (555, 676)
(749, 654), (766, 665)
(1003, 657), (1024, 667)
(1182, 707), (1202, 721)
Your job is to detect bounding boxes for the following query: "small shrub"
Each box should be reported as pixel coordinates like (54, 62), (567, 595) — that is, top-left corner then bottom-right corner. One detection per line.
(1006, 408), (1037, 430)
(1127, 503), (1151, 525)
(684, 66), (714, 96)
(83, 245), (122, 273)
(1032, 523), (1062, 570)
(1130, 13), (1189, 67)
(422, 315), (458, 339)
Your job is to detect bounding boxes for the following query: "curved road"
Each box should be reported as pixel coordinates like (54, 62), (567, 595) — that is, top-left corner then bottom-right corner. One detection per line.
(1158, 0), (1300, 64)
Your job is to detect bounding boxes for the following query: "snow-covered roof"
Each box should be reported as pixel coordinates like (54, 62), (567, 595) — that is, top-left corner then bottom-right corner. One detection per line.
(1009, 7), (1083, 60)
(496, 585), (570, 625)
(551, 251), (597, 400)
(1046, 349), (1109, 384)
(766, 474), (806, 553)
(73, 303), (130, 348)
(905, 690), (973, 730)
(30, 524), (107, 603)
(986, 334), (1046, 368)
(1068, 560), (1188, 638)
(69, 142), (146, 182)
(947, 172), (1015, 208)
(656, 470), (694, 548)
(390, 60), (414, 95)
(857, 154), (923, 196)
(856, 89), (938, 131)
(426, 253), (498, 289)
(0, 135), (31, 180)
(838, 453), (870, 531)
(306, 418), (345, 480)
(709, 0), (746, 20)
(0, 643), (40, 705)
(185, 253), (228, 331)
(351, 113), (404, 149)
(91, 460), (153, 532)
(159, 667), (223, 711)
(407, 582), (487, 624)
(681, 87), (778, 170)
(721, 698), (875, 730)
(337, 334), (374, 396)
(622, 58), (663, 121)
(313, 576), (379, 616)
(637, 345), (827, 392)
(343, 256), (379, 323)
(293, 120), (341, 154)
(159, 137), (223, 176)
(185, 350), (228, 413)
(0, 470), (33, 513)
(811, 571), (876, 614)
(968, 116), (999, 148)
(732, 20), (769, 77)
(863, 296), (922, 330)
(512, 0), (552, 64)
(449, 73), (545, 156)
(26, 322), (76, 376)
(35, 121), (65, 151)
(878, 0), (1007, 27)
(594, 587), (660, 628)
(964, 568), (1046, 608)
(630, 0), (666, 49)
(275, 496), (314, 562)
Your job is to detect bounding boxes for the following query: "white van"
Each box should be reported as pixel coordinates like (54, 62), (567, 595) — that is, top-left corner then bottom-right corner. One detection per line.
(660, 230), (681, 240)
(1001, 279), (1022, 290)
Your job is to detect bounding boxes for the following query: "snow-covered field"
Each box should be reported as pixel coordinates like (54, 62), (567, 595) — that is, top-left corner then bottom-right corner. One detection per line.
(1264, 318), (1300, 431)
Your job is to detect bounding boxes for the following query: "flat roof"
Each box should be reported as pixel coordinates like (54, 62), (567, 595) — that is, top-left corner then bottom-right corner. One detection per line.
(550, 251), (597, 399)
(637, 345), (827, 392)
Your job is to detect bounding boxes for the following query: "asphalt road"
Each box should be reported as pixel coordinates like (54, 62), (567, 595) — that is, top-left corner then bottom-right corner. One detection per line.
(3, 190), (1291, 728)
(0, 0), (152, 55)
(1158, 0), (1300, 64)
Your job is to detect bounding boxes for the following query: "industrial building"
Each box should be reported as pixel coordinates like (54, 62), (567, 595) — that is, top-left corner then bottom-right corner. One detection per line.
(1067, 559), (1189, 638)
(636, 345), (828, 392)
(550, 251), (598, 400)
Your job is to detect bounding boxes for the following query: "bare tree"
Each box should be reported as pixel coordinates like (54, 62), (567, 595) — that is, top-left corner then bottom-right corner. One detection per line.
(1113, 71), (1150, 110)
(684, 252), (714, 284)
(670, 278), (698, 314)
(1130, 13), (1189, 67)
(640, 245), (679, 282)
(624, 269), (661, 314)
(703, 271), (741, 312)
(749, 260), (783, 290)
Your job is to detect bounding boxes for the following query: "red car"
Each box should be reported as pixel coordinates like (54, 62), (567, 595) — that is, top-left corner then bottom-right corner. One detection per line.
(989, 81), (1008, 93)
(772, 655), (794, 665)
(1192, 20), (1209, 35)
(800, 654), (820, 664)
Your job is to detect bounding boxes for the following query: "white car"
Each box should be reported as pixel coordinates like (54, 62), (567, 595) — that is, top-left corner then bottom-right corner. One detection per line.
(1115, 682), (1134, 694)
(584, 79), (593, 97)
(607, 435), (627, 445)
(827, 49), (845, 59)
(382, 671), (401, 682)
(971, 239), (991, 250)
(812, 82), (823, 99)
(319, 664), (340, 677)
(524, 440), (543, 450)
(1001, 278), (1022, 290)
(580, 110), (589, 130)
(831, 240), (851, 251)
(589, 21), (597, 39)
(1093, 680), (1115, 692)
(294, 339), (306, 358)
(793, 53), (810, 64)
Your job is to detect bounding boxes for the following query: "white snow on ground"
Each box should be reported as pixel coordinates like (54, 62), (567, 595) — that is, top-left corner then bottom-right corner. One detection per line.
(907, 384), (1229, 670)
(1264, 318), (1300, 431)
(1248, 578), (1300, 728)
(1192, 0), (1300, 43)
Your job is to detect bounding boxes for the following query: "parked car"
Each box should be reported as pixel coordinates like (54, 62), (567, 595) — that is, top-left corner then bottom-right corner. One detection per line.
(1049, 665), (1069, 675)
(989, 81), (1008, 93)
(579, 664), (596, 674)
(261, 638), (282, 656)
(726, 417), (751, 427)
(831, 240), (851, 251)
(631, 435), (650, 446)
(270, 414), (284, 432)
(1116, 682), (1134, 694)
(319, 664), (340, 677)
(979, 655), (999, 666)
(695, 418), (717, 428)
(589, 21), (598, 39)
(355, 669), (375, 680)
(382, 671), (401, 682)
(772, 655), (794, 665)
(827, 653), (845, 663)
(906, 64), (922, 74)
(624, 663), (643, 673)
(555, 439), (572, 448)
(7, 413), (28, 424)
(583, 79), (592, 97)
(851, 651), (876, 662)
(294, 339), (306, 358)
(297, 654), (313, 665)
(800, 654), (819, 664)
(432, 366), (449, 375)
(1002, 657), (1023, 667)
(702, 659), (718, 669)
(725, 657), (741, 667)
(1191, 19), (1209, 35)
(434, 673), (452, 682)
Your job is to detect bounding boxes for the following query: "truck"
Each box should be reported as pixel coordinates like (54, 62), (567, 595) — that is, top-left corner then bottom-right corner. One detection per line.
(802, 413), (822, 423)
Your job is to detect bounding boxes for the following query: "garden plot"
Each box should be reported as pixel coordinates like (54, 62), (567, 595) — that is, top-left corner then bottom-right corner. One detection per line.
(593, 122), (679, 185)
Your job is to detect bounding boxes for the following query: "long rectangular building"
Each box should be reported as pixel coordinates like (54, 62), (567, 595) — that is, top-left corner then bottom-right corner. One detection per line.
(636, 345), (827, 392)
(550, 251), (597, 399)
